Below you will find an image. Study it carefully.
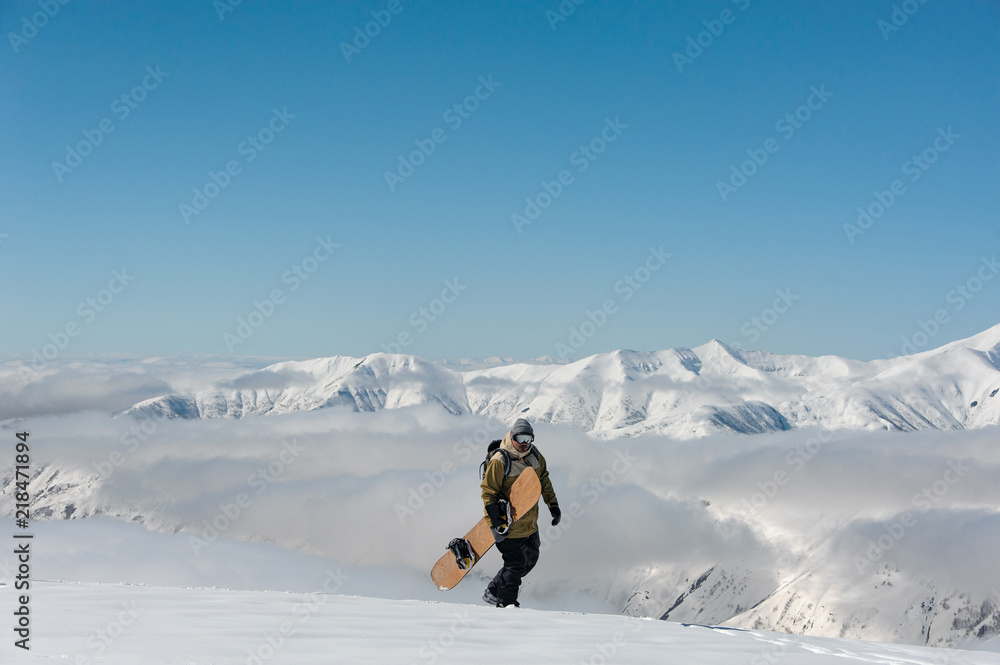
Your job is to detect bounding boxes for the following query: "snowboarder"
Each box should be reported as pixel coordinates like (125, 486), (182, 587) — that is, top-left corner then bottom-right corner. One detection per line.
(480, 418), (560, 607)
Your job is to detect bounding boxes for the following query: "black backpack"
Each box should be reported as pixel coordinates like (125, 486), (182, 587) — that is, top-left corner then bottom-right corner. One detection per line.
(478, 439), (537, 480)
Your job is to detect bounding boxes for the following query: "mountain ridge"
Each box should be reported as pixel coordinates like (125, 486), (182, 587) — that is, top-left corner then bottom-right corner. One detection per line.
(121, 323), (1000, 439)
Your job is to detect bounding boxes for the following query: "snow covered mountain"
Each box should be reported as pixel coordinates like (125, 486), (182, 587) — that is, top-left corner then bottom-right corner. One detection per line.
(121, 323), (1000, 438)
(6, 326), (1000, 652)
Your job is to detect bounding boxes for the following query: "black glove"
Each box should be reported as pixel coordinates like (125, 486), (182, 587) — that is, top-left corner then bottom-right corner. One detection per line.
(549, 504), (562, 526)
(485, 499), (511, 534)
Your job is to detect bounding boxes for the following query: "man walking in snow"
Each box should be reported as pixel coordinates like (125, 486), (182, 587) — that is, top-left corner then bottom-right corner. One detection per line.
(481, 418), (560, 607)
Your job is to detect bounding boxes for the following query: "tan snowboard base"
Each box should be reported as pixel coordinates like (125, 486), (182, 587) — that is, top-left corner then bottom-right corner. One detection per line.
(431, 467), (541, 590)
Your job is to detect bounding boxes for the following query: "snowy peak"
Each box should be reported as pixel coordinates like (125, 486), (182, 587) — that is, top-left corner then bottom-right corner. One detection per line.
(691, 339), (747, 369)
(121, 324), (1000, 438)
(935, 320), (1000, 356)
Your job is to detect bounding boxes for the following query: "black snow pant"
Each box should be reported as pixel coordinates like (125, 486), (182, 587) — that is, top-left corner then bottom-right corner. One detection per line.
(488, 531), (540, 606)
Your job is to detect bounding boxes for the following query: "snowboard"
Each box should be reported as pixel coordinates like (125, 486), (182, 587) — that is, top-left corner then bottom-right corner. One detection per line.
(431, 467), (541, 591)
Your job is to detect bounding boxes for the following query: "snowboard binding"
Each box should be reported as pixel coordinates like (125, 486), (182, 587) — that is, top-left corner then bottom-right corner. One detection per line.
(447, 538), (476, 570)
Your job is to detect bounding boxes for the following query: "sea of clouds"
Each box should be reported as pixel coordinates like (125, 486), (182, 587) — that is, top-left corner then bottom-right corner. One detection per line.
(2, 356), (999, 643)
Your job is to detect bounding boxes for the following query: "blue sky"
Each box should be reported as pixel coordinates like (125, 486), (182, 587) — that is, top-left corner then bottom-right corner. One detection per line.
(2, 0), (998, 363)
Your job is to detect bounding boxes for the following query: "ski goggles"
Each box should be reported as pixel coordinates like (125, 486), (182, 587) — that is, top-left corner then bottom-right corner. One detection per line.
(513, 433), (534, 444)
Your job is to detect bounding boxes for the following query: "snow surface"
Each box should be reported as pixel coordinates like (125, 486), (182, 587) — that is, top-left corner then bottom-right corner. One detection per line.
(1, 580), (997, 665)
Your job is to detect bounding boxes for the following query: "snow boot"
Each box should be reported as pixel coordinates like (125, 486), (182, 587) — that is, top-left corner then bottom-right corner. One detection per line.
(482, 586), (501, 606)
(483, 586), (519, 607)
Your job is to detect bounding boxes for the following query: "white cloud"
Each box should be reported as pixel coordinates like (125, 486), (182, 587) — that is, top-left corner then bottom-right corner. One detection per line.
(0, 355), (271, 419)
(3, 395), (1000, 646)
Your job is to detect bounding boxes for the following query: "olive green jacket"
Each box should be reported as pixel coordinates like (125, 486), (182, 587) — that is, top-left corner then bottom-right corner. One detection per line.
(480, 432), (558, 539)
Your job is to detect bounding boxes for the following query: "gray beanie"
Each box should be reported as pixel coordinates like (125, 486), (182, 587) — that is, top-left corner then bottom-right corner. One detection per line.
(510, 418), (533, 437)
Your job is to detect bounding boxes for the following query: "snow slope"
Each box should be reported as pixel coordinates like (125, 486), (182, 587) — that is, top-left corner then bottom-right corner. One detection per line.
(2, 410), (999, 650)
(1, 580), (997, 665)
(119, 323), (1000, 438)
